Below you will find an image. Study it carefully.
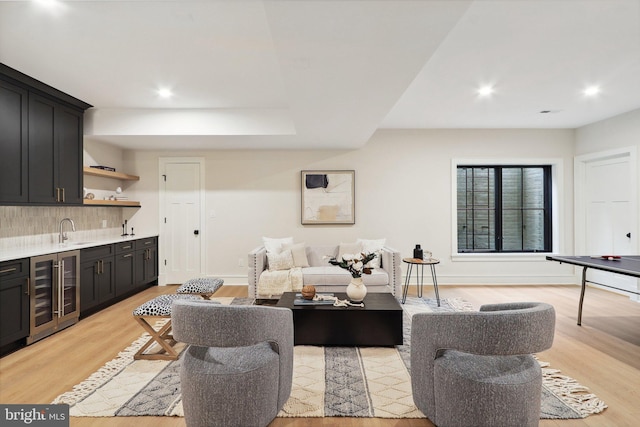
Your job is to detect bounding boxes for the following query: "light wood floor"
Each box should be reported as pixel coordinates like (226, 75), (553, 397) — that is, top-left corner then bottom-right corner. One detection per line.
(1, 284), (639, 427)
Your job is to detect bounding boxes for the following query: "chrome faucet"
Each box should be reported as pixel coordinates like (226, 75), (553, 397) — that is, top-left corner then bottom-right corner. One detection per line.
(59, 218), (76, 244)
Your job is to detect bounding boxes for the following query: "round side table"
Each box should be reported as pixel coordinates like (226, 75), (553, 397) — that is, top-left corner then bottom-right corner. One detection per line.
(402, 257), (440, 306)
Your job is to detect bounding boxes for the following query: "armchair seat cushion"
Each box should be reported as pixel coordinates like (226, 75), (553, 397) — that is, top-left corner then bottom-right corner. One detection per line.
(436, 350), (540, 385)
(184, 341), (279, 376)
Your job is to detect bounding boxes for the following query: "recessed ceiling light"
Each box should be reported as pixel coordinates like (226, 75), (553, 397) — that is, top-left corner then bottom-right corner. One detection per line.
(33, 0), (66, 14)
(157, 88), (173, 99)
(583, 85), (601, 97)
(34, 0), (59, 8)
(477, 85), (494, 97)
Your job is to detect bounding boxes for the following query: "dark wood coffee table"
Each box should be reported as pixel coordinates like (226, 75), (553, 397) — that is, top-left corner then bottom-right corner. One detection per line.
(276, 292), (403, 346)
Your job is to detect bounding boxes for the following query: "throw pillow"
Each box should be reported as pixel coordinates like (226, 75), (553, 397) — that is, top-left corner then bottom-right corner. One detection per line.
(357, 238), (386, 268)
(338, 242), (363, 261)
(263, 236), (294, 254)
(283, 242), (310, 268)
(267, 249), (295, 271)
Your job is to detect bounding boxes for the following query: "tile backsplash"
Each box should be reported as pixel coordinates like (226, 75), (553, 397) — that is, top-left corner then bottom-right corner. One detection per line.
(0, 206), (125, 250)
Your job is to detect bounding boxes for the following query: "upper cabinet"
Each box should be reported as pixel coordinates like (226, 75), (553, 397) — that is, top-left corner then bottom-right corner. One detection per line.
(0, 79), (28, 202)
(0, 64), (92, 206)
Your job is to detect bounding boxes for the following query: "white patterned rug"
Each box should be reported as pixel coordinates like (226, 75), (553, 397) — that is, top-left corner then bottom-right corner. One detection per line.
(52, 297), (607, 420)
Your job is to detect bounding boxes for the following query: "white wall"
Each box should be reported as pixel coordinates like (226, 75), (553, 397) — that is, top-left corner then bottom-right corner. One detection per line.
(122, 128), (575, 285)
(575, 108), (640, 155)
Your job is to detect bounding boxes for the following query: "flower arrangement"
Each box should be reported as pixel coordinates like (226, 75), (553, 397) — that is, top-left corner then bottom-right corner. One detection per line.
(328, 252), (377, 278)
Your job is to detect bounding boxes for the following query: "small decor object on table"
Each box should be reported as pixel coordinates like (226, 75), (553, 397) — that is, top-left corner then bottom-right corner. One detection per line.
(413, 244), (424, 260)
(328, 252), (376, 303)
(301, 285), (316, 300)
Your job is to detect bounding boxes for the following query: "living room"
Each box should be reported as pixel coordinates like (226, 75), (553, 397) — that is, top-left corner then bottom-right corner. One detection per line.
(1, 1), (640, 426)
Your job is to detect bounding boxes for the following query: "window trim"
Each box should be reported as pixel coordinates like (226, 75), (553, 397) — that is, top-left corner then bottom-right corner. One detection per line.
(451, 158), (564, 261)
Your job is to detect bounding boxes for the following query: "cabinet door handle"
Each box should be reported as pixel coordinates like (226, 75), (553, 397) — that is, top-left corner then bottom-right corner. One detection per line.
(25, 277), (30, 296)
(122, 245), (131, 250)
(123, 253), (133, 258)
(0, 267), (17, 274)
(61, 187), (65, 203)
(55, 188), (60, 202)
(144, 241), (152, 245)
(100, 259), (104, 275)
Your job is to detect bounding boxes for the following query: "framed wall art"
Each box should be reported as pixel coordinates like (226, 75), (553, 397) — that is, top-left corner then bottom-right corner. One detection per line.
(301, 170), (355, 225)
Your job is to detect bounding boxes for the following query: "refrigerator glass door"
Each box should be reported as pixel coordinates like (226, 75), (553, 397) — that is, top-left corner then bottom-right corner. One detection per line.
(60, 254), (78, 317)
(32, 258), (54, 328)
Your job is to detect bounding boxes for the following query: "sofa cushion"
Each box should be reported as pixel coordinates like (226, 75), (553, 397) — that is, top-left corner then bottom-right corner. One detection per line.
(338, 242), (363, 260)
(306, 246), (338, 267)
(267, 250), (294, 271)
(263, 236), (293, 254)
(283, 242), (310, 268)
(357, 238), (386, 268)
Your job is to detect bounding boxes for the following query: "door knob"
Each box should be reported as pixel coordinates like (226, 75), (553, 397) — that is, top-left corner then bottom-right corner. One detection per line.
(194, 230), (199, 235)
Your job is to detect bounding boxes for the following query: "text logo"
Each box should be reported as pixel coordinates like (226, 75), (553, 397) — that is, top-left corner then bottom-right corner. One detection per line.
(1, 405), (69, 426)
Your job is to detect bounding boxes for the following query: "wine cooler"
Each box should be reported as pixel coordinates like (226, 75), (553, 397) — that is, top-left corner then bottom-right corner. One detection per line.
(28, 250), (80, 344)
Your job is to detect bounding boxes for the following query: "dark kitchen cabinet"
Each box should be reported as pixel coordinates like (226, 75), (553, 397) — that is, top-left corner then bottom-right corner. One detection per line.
(80, 245), (115, 316)
(114, 241), (136, 296)
(135, 237), (158, 286)
(0, 79), (28, 203)
(0, 64), (91, 206)
(28, 94), (83, 204)
(0, 259), (30, 354)
(79, 237), (158, 318)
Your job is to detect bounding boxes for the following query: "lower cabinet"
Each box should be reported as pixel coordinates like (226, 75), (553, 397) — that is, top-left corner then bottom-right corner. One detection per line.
(135, 237), (158, 286)
(0, 259), (30, 354)
(80, 237), (158, 317)
(1, 237), (159, 353)
(115, 241), (136, 296)
(80, 255), (115, 313)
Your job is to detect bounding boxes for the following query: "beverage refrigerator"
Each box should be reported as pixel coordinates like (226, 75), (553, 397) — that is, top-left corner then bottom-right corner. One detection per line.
(28, 250), (80, 344)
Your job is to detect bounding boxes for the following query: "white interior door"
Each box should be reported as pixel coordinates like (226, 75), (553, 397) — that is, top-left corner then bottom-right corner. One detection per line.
(583, 155), (637, 294)
(160, 159), (204, 285)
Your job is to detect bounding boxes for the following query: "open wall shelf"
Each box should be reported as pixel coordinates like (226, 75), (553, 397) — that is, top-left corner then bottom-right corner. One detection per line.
(83, 167), (140, 181)
(82, 199), (140, 207)
(82, 167), (141, 207)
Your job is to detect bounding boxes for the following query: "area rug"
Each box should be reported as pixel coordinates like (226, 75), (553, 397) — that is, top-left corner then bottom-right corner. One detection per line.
(52, 296), (607, 419)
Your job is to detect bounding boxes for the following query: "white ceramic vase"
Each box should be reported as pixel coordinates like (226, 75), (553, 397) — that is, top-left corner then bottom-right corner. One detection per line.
(346, 276), (367, 302)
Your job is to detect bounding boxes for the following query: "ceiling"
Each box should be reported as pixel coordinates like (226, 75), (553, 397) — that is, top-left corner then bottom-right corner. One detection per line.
(1, 0), (639, 150)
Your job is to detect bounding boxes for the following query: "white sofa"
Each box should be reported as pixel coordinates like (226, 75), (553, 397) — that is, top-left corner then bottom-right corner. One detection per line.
(248, 244), (402, 300)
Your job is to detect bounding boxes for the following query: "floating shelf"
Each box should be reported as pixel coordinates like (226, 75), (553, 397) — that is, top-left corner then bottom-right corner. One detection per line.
(83, 167), (139, 181)
(83, 199), (141, 207)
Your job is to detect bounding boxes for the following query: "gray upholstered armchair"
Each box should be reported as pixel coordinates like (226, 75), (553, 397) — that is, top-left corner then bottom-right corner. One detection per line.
(411, 302), (555, 427)
(171, 300), (294, 427)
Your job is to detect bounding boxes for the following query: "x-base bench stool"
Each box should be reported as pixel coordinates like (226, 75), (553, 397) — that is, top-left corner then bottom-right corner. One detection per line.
(132, 294), (200, 360)
(176, 277), (224, 300)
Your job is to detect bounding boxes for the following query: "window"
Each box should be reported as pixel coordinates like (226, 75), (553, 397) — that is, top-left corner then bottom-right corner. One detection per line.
(457, 165), (552, 253)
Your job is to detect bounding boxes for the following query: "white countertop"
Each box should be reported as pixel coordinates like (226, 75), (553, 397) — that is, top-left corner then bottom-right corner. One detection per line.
(0, 234), (159, 263)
